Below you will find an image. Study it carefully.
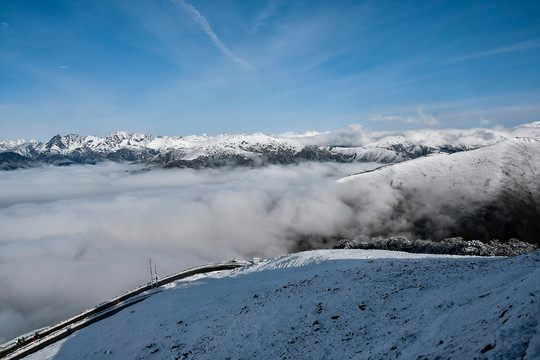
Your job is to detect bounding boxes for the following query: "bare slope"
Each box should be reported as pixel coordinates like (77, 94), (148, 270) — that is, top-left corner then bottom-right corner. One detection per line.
(26, 249), (540, 360)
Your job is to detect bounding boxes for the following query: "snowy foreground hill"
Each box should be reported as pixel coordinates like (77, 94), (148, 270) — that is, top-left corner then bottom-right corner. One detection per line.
(28, 249), (540, 360)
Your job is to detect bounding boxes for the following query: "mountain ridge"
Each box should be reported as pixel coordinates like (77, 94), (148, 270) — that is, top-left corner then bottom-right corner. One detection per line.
(0, 129), (508, 170)
(335, 137), (540, 244)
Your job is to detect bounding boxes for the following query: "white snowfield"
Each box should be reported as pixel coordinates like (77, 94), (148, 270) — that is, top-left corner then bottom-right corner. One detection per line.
(27, 249), (540, 360)
(339, 137), (540, 201)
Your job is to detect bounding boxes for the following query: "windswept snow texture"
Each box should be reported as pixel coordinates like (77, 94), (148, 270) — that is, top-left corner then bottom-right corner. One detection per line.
(27, 249), (540, 360)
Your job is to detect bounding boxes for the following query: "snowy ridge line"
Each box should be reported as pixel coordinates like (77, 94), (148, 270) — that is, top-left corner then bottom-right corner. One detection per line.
(0, 260), (249, 360)
(8, 127), (539, 170)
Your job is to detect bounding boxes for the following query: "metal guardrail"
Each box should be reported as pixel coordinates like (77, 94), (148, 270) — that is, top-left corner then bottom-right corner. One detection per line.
(0, 260), (248, 360)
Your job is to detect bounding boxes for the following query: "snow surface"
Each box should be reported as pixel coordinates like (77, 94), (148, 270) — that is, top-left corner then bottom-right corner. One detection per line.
(339, 137), (540, 222)
(339, 137), (540, 190)
(27, 249), (540, 359)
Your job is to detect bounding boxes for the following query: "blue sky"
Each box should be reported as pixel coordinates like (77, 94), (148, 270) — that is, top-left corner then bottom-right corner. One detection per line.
(1, 0), (539, 140)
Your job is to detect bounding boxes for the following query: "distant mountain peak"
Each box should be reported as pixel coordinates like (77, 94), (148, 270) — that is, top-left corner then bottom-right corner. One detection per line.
(517, 121), (540, 128)
(1, 128), (538, 171)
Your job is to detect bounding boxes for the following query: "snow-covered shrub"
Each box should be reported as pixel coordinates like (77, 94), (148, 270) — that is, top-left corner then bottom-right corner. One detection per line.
(333, 235), (537, 256)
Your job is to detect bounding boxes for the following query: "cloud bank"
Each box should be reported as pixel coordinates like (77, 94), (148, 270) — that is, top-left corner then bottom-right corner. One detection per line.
(1, 127), (539, 343)
(0, 161), (377, 343)
(279, 122), (540, 147)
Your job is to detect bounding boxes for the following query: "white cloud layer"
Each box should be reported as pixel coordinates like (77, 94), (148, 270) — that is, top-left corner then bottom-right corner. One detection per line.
(0, 161), (378, 343)
(1, 123), (539, 343)
(279, 121), (540, 147)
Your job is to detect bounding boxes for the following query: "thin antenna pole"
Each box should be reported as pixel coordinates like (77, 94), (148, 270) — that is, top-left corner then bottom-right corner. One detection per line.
(148, 259), (154, 287)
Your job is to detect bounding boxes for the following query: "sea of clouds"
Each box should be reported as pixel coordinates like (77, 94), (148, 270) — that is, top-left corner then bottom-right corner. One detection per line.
(0, 161), (383, 343)
(2, 123), (539, 343)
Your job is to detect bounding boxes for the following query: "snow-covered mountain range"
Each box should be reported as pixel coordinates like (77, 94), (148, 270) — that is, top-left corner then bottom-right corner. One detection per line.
(0, 131), (453, 170)
(2, 122), (539, 170)
(23, 249), (540, 360)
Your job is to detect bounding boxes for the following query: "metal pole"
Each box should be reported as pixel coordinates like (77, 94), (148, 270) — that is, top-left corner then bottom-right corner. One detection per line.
(148, 259), (154, 287)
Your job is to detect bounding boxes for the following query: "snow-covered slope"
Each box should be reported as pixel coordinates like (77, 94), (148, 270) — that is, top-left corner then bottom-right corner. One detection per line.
(335, 137), (540, 244)
(341, 137), (540, 202)
(26, 249), (540, 360)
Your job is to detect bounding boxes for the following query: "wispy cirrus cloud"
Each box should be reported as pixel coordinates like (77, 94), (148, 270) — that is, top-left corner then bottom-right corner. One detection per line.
(371, 107), (439, 126)
(172, 0), (252, 68)
(250, 0), (284, 34)
(479, 116), (490, 125)
(1, 21), (12, 34)
(450, 39), (540, 62)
